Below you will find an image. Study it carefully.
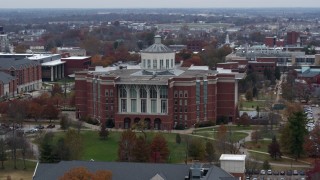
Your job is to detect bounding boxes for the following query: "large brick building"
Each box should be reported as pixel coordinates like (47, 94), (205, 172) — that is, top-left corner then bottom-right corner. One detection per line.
(75, 36), (243, 130)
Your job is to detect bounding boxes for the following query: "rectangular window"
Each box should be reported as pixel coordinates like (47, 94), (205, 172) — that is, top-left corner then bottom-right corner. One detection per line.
(153, 59), (157, 69)
(160, 59), (164, 69)
(147, 59), (151, 68)
(105, 90), (109, 97)
(185, 107), (188, 112)
(174, 115), (178, 120)
(106, 99), (108, 104)
(174, 99), (178, 105)
(184, 99), (188, 106)
(130, 88), (137, 98)
(121, 99), (127, 112)
(166, 59), (169, 69)
(179, 115), (183, 120)
(185, 115), (188, 121)
(160, 87), (167, 98)
(171, 59), (173, 68)
(196, 80), (200, 105)
(143, 59), (146, 68)
(174, 90), (178, 98)
(184, 90), (188, 98)
(150, 87), (157, 98)
(179, 99), (182, 106)
(131, 99), (137, 112)
(141, 99), (147, 113)
(161, 100), (167, 113)
(106, 106), (108, 111)
(110, 106), (113, 111)
(179, 90), (183, 98)
(120, 87), (127, 98)
(174, 106), (178, 113)
(110, 89), (113, 97)
(140, 89), (147, 98)
(151, 100), (157, 113)
(203, 80), (208, 104)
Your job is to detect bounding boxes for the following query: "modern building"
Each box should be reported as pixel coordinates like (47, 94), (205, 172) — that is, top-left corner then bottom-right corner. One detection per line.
(61, 56), (91, 76)
(57, 47), (86, 57)
(33, 161), (236, 180)
(75, 36), (243, 130)
(287, 31), (300, 46)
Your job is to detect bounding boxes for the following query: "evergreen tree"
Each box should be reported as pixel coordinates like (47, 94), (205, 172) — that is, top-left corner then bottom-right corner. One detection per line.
(39, 133), (55, 163)
(287, 111), (308, 160)
(188, 138), (206, 160)
(0, 139), (7, 169)
(275, 66), (281, 80)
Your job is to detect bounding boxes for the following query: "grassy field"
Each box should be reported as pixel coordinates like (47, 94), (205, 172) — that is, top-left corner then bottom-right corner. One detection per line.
(54, 130), (191, 163)
(194, 125), (254, 133)
(241, 101), (265, 109)
(0, 159), (37, 180)
(246, 140), (272, 152)
(195, 131), (248, 142)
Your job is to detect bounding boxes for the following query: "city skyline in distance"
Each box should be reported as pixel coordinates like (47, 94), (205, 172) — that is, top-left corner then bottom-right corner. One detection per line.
(1, 0), (320, 9)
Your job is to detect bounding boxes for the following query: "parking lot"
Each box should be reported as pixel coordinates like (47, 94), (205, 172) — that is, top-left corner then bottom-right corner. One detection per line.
(304, 104), (320, 132)
(246, 169), (306, 180)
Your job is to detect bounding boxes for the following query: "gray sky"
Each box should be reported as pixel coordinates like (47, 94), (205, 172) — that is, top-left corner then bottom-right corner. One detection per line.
(1, 0), (320, 8)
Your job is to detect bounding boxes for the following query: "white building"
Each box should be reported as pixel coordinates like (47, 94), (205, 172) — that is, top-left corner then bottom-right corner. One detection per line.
(220, 154), (246, 179)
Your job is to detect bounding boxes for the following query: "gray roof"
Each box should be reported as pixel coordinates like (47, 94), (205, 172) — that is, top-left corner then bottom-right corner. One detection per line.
(0, 72), (15, 84)
(33, 161), (235, 180)
(141, 37), (174, 54)
(0, 58), (39, 69)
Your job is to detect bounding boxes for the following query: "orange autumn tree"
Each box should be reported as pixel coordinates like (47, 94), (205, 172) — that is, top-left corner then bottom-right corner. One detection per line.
(60, 167), (112, 180)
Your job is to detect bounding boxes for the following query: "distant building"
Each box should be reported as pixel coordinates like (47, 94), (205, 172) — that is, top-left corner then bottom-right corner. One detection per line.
(75, 36), (243, 130)
(0, 26), (9, 53)
(57, 47), (86, 57)
(287, 31), (300, 46)
(0, 72), (17, 98)
(265, 36), (284, 47)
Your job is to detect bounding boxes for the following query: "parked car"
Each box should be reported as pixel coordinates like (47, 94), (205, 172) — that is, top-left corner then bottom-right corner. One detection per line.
(267, 169), (272, 175)
(35, 125), (44, 129)
(253, 169), (260, 175)
(299, 170), (305, 176)
(47, 124), (55, 128)
(286, 170), (292, 176)
(260, 170), (266, 175)
(293, 170), (298, 175)
(273, 171), (279, 175)
(25, 128), (38, 133)
(280, 171), (285, 175)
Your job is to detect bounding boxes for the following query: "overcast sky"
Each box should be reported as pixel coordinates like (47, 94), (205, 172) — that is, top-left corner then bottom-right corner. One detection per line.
(1, 0), (320, 8)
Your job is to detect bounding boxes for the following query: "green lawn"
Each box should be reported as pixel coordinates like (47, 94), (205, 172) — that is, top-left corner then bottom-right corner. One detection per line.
(78, 131), (189, 163)
(195, 131), (248, 142)
(0, 159), (37, 180)
(246, 140), (272, 152)
(194, 125), (254, 133)
(241, 101), (265, 109)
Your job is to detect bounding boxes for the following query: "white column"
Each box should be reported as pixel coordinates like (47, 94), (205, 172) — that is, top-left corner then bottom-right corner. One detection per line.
(58, 65), (61, 79)
(50, 66), (54, 81)
(147, 87), (150, 113)
(126, 85), (131, 113)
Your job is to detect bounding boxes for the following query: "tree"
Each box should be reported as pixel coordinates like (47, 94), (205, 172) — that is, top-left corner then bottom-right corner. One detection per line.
(51, 83), (63, 97)
(304, 124), (320, 158)
(216, 125), (228, 153)
(14, 44), (28, 53)
(0, 139), (7, 169)
(43, 103), (59, 122)
(238, 112), (250, 126)
(245, 89), (253, 101)
(60, 167), (112, 180)
(39, 132), (55, 163)
(268, 136), (282, 160)
(65, 129), (83, 160)
(205, 141), (215, 163)
(188, 138), (206, 160)
(256, 106), (260, 118)
(132, 136), (150, 162)
(176, 134), (181, 144)
(287, 111), (308, 160)
(60, 114), (71, 131)
(251, 130), (262, 144)
(28, 101), (43, 122)
(19, 137), (30, 169)
(118, 130), (136, 162)
(262, 160), (271, 170)
(150, 134), (169, 163)
(54, 137), (70, 161)
(99, 123), (109, 140)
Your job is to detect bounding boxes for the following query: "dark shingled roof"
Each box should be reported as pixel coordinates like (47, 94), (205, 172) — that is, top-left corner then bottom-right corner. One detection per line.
(33, 161), (236, 180)
(0, 58), (39, 69)
(0, 72), (15, 84)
